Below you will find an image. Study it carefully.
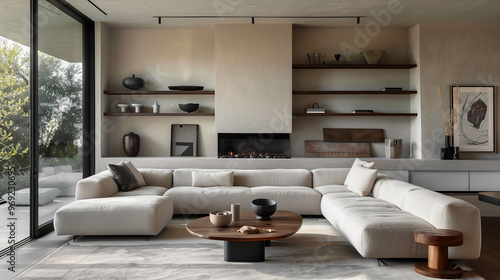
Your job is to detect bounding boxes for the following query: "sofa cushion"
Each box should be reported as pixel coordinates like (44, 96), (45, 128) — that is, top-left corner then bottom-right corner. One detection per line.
(173, 169), (231, 187)
(138, 169), (173, 188)
(192, 170), (234, 187)
(112, 186), (168, 197)
(313, 184), (347, 196)
(107, 163), (139, 192)
(311, 168), (350, 187)
(165, 186), (252, 215)
(233, 169), (312, 187)
(321, 191), (433, 258)
(54, 196), (173, 236)
(344, 159), (377, 196)
(250, 186), (321, 215)
(122, 161), (146, 186)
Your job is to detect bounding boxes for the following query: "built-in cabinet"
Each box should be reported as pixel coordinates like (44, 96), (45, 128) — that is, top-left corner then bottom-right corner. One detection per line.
(410, 171), (500, 192)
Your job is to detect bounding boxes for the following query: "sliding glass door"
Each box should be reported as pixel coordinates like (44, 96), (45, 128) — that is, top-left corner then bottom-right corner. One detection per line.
(37, 0), (84, 227)
(0, 0), (31, 250)
(0, 0), (93, 252)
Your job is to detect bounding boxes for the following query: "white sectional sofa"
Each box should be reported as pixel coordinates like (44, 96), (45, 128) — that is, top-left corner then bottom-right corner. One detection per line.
(54, 166), (481, 260)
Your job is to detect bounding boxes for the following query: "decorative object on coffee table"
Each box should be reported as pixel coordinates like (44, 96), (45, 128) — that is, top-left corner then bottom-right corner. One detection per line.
(122, 74), (145, 90)
(186, 210), (302, 262)
(385, 139), (402, 158)
(360, 50), (385, 64)
(123, 132), (140, 157)
(231, 203), (240, 221)
(131, 103), (143, 113)
(179, 103), (199, 113)
(251, 198), (277, 220)
(210, 210), (232, 227)
(171, 124), (198, 156)
(414, 229), (463, 279)
(117, 103), (129, 113)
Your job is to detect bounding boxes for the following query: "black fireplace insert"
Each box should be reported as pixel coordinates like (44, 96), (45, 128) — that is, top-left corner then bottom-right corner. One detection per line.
(218, 133), (290, 158)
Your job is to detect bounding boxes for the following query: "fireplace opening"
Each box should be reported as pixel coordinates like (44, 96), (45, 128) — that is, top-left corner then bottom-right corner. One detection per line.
(218, 133), (290, 158)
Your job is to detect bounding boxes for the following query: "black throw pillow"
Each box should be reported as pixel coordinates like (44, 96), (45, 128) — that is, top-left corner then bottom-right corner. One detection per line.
(107, 163), (139, 192)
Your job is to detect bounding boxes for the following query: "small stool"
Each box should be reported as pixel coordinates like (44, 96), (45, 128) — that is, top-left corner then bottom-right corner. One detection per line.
(414, 229), (463, 279)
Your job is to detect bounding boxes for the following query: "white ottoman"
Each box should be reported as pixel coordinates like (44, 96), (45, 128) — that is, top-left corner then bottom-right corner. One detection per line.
(54, 196), (173, 236)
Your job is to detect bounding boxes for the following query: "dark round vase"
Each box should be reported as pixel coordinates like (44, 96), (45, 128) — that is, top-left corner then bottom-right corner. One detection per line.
(123, 132), (140, 157)
(122, 74), (145, 90)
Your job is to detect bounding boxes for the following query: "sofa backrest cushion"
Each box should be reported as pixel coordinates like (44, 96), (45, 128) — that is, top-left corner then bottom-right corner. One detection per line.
(371, 174), (419, 209)
(311, 168), (350, 187)
(192, 170), (234, 187)
(139, 169), (173, 188)
(233, 169), (311, 187)
(173, 169), (231, 187)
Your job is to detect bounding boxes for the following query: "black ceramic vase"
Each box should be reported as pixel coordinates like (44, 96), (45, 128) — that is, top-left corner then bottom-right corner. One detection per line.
(441, 135), (459, 160)
(122, 74), (145, 90)
(123, 132), (140, 157)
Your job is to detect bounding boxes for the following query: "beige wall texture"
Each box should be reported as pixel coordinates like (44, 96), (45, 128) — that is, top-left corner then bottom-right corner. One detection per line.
(292, 28), (413, 157)
(95, 22), (500, 162)
(99, 26), (217, 157)
(214, 24), (292, 134)
(414, 23), (500, 160)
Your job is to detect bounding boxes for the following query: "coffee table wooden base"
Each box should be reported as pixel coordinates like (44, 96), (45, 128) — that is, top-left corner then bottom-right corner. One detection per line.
(415, 262), (463, 279)
(224, 241), (265, 262)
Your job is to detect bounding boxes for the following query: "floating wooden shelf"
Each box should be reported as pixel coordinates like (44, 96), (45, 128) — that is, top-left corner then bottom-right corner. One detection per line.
(104, 113), (215, 116)
(293, 90), (417, 95)
(293, 113), (418, 117)
(293, 64), (417, 69)
(103, 90), (215, 95)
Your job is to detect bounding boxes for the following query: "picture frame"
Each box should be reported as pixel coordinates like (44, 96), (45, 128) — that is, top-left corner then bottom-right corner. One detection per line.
(451, 85), (495, 153)
(171, 124), (198, 156)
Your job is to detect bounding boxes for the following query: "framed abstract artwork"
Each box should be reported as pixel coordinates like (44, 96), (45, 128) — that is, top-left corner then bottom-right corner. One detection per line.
(171, 124), (198, 156)
(451, 85), (495, 153)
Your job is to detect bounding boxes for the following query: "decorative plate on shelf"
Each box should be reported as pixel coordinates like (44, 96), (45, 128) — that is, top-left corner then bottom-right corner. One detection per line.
(168, 86), (204, 91)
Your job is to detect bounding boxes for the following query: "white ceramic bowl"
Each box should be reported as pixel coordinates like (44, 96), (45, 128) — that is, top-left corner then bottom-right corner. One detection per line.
(209, 210), (232, 227)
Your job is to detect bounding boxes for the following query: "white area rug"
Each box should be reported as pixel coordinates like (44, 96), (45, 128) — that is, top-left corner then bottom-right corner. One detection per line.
(16, 218), (482, 280)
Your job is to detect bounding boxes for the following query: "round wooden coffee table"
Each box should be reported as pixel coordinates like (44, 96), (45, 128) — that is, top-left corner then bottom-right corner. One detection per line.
(186, 210), (303, 262)
(414, 229), (463, 279)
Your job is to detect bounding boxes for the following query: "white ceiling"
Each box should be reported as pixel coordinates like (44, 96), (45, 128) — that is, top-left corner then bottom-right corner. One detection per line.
(66, 0), (500, 28)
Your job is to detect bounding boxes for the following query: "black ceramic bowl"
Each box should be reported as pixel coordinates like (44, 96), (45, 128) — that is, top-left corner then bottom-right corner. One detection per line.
(179, 103), (199, 113)
(251, 198), (277, 220)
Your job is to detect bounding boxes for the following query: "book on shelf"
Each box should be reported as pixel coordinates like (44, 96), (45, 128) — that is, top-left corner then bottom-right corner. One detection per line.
(381, 87), (403, 91)
(352, 110), (374, 113)
(306, 108), (326, 113)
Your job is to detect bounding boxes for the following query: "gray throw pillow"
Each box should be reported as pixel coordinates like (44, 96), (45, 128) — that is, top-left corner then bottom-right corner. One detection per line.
(107, 163), (139, 192)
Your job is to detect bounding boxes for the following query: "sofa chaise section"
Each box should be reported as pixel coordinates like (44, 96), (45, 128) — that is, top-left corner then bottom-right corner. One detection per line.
(313, 168), (481, 259)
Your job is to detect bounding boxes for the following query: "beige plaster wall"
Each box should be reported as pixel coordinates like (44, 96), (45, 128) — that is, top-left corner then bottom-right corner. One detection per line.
(214, 24), (292, 133)
(416, 23), (500, 159)
(292, 28), (413, 157)
(99, 26), (217, 157)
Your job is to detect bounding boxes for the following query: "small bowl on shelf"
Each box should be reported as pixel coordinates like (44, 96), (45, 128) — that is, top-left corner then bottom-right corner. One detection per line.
(251, 198), (277, 220)
(117, 104), (129, 113)
(209, 210), (232, 227)
(360, 50), (386, 64)
(179, 103), (199, 113)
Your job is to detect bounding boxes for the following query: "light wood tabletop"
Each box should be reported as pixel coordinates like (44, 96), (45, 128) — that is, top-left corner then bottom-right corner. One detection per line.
(186, 210), (303, 242)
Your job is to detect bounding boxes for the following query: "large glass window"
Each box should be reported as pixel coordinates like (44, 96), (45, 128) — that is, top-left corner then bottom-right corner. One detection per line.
(0, 0), (92, 252)
(0, 0), (31, 250)
(37, 0), (83, 227)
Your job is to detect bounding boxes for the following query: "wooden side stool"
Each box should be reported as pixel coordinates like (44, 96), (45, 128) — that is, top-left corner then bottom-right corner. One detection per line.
(414, 229), (463, 279)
